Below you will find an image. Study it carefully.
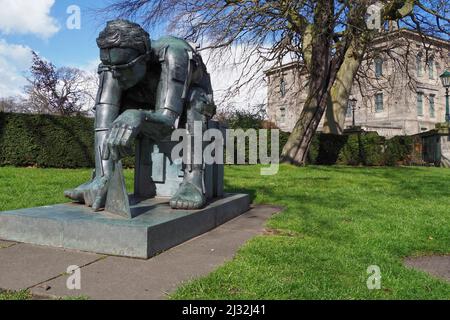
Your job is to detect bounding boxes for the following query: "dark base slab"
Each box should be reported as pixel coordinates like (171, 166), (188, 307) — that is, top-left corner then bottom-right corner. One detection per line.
(0, 194), (250, 259)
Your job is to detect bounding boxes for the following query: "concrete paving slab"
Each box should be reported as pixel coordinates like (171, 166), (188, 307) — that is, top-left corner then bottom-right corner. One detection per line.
(154, 206), (282, 259)
(30, 205), (280, 300)
(0, 244), (103, 291)
(164, 227), (258, 259)
(0, 194), (250, 258)
(404, 255), (450, 282)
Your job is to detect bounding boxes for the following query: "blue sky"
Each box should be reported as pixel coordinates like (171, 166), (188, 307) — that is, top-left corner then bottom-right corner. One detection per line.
(3, 0), (110, 69)
(7, 0), (169, 68)
(0, 0), (266, 106)
(0, 0), (176, 97)
(0, 0), (116, 97)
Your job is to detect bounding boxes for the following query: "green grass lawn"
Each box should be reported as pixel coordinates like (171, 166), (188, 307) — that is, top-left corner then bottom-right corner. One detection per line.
(0, 290), (32, 300)
(0, 165), (449, 299)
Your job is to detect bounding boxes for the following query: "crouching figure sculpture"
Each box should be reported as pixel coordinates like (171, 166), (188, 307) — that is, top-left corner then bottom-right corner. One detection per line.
(64, 19), (216, 212)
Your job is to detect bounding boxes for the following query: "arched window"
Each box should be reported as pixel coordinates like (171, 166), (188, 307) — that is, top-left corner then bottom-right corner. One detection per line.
(416, 54), (423, 77)
(375, 57), (383, 77)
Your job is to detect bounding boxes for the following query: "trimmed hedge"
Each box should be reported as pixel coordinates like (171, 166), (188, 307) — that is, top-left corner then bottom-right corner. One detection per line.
(0, 112), (415, 168)
(223, 111), (290, 163)
(338, 132), (385, 166)
(0, 112), (138, 168)
(0, 112), (95, 168)
(384, 135), (414, 166)
(222, 110), (412, 166)
(307, 131), (414, 166)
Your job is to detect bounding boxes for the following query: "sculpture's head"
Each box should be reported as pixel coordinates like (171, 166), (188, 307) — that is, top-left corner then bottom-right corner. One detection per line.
(97, 19), (151, 89)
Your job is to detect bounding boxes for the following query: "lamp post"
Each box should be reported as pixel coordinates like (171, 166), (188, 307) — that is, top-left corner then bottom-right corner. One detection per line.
(349, 97), (358, 127)
(440, 70), (450, 123)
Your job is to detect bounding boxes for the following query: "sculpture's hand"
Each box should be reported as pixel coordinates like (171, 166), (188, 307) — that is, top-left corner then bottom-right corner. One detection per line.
(102, 110), (144, 161)
(102, 109), (177, 161)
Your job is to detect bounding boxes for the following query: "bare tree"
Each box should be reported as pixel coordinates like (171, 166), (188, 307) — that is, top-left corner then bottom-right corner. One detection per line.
(25, 52), (96, 116)
(0, 97), (24, 113)
(101, 0), (449, 165)
(322, 0), (449, 135)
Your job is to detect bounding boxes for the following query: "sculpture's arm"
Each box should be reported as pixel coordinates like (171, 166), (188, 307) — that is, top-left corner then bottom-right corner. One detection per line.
(101, 108), (176, 161)
(64, 70), (123, 211)
(102, 40), (190, 161)
(95, 70), (123, 167)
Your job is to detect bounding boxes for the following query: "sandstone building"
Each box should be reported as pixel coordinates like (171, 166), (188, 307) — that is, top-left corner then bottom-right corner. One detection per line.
(265, 29), (450, 137)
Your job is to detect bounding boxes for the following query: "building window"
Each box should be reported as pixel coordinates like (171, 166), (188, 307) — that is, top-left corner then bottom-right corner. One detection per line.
(375, 57), (383, 77)
(280, 78), (286, 97)
(417, 92), (424, 116)
(416, 54), (423, 77)
(428, 58), (434, 79)
(429, 95), (435, 118)
(375, 93), (384, 112)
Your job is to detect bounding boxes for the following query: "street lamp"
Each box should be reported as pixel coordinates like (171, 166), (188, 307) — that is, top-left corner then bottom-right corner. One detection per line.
(349, 97), (358, 127)
(440, 70), (450, 123)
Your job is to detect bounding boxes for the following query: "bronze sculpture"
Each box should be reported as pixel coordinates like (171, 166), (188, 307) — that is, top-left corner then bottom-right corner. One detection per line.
(64, 19), (216, 211)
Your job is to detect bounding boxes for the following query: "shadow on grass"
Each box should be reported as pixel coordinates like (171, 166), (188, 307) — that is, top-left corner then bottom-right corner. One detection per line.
(222, 165), (450, 246)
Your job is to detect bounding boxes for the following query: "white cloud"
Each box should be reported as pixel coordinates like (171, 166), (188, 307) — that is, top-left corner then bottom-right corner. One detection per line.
(77, 59), (101, 74)
(0, 0), (59, 38)
(202, 44), (299, 112)
(0, 39), (33, 97)
(203, 45), (268, 111)
(76, 51), (269, 113)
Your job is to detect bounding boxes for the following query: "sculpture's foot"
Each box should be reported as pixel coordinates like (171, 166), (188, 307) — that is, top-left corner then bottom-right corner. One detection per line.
(64, 177), (109, 211)
(170, 181), (206, 210)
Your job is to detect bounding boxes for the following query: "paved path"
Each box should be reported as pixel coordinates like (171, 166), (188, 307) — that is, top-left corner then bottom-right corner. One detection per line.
(404, 255), (450, 283)
(0, 205), (281, 300)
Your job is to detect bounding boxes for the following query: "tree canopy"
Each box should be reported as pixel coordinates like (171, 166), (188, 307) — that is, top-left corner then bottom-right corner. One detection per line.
(102, 0), (449, 164)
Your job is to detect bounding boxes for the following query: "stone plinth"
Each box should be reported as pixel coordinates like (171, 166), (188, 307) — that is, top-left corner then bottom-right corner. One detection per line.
(0, 194), (250, 259)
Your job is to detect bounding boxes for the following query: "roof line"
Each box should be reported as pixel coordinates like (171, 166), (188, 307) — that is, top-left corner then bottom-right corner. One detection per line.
(265, 29), (449, 74)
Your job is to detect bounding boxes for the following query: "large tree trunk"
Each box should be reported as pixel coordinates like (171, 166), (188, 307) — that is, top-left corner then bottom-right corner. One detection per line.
(281, 0), (335, 165)
(281, 86), (331, 165)
(322, 37), (366, 134)
(321, 0), (414, 135)
(281, 1), (415, 164)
